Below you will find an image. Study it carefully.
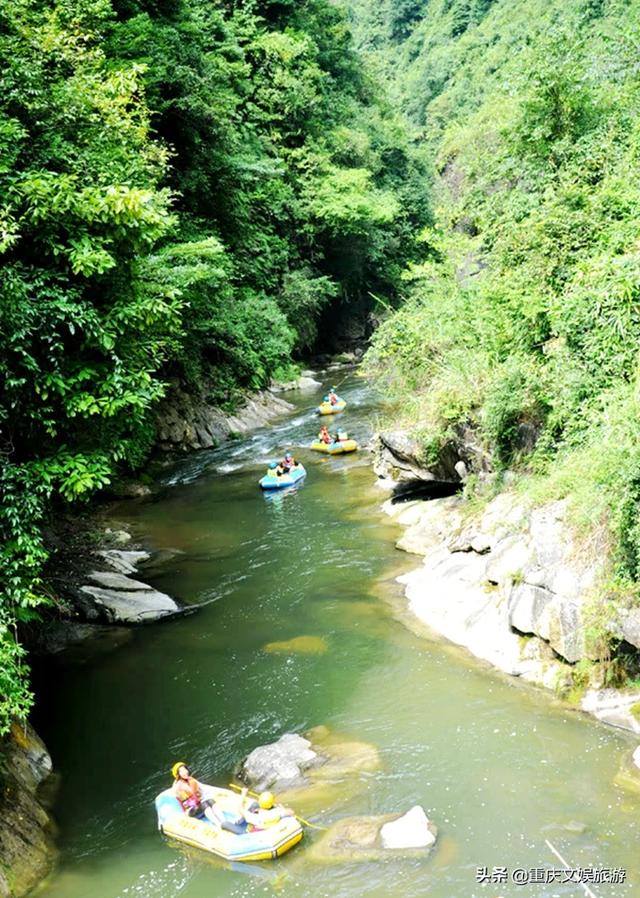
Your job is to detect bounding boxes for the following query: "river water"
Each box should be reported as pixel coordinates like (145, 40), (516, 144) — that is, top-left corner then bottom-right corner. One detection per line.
(35, 372), (638, 898)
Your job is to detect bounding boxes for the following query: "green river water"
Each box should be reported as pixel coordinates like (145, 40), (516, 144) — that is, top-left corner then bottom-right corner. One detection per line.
(35, 372), (638, 898)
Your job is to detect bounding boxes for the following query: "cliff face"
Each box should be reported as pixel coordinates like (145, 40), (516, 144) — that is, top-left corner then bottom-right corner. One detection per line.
(0, 723), (57, 898)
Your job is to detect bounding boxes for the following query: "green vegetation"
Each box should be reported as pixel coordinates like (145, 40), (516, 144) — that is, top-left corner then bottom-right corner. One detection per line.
(359, 1), (640, 618)
(0, 0), (427, 732)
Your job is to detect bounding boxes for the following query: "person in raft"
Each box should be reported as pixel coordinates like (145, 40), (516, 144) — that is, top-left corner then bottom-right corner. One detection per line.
(334, 430), (348, 442)
(240, 789), (295, 832)
(279, 451), (298, 473)
(318, 424), (331, 444)
(171, 762), (244, 833)
(328, 387), (339, 405)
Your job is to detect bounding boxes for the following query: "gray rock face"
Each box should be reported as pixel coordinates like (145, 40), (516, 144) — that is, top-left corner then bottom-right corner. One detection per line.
(387, 493), (603, 673)
(79, 585), (178, 624)
(240, 734), (321, 791)
(155, 383), (294, 452)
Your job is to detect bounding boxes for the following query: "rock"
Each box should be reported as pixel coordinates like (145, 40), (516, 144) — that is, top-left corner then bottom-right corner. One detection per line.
(307, 811), (438, 864)
(580, 689), (640, 734)
(0, 723), (57, 897)
(88, 571), (152, 591)
(618, 608), (640, 650)
(240, 734), (321, 792)
(106, 480), (152, 498)
(454, 460), (468, 481)
(239, 728), (381, 793)
(263, 635), (328, 654)
(155, 382), (294, 452)
(98, 549), (150, 574)
(79, 585), (178, 624)
(380, 806), (436, 850)
(398, 550), (529, 676)
(104, 528), (131, 544)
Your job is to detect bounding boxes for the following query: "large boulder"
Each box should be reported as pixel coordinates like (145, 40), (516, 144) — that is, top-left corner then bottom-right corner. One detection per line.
(240, 734), (321, 792)
(307, 808), (437, 864)
(239, 728), (381, 793)
(79, 585), (178, 624)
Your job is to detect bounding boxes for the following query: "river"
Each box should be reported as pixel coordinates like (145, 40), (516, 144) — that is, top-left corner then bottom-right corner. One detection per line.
(34, 371), (638, 898)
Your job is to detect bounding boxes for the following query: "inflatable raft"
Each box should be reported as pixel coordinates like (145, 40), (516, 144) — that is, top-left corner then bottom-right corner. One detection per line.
(311, 439), (358, 455)
(317, 398), (346, 415)
(155, 785), (303, 862)
(259, 465), (306, 490)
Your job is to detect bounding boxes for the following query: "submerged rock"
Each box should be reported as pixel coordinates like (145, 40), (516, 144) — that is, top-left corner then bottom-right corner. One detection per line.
(263, 635), (328, 654)
(307, 808), (437, 864)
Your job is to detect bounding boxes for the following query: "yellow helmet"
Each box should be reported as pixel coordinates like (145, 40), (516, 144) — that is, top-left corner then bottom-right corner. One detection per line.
(259, 790), (275, 809)
(171, 761), (188, 780)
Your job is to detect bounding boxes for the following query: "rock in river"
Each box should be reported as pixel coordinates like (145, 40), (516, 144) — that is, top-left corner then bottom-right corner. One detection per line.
(239, 727), (381, 792)
(307, 807), (437, 864)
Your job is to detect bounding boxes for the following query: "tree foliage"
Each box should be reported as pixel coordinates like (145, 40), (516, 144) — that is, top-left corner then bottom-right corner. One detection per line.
(0, 0), (427, 731)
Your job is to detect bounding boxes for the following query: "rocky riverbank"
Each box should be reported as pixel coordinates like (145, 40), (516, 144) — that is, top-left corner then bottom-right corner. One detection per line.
(377, 432), (640, 735)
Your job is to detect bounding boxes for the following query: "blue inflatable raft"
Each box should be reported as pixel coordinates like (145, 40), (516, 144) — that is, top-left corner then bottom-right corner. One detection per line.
(259, 465), (306, 490)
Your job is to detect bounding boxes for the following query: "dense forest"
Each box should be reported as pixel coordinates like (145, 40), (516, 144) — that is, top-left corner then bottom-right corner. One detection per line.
(356, 0), (640, 639)
(4, 0), (640, 734)
(0, 0), (429, 732)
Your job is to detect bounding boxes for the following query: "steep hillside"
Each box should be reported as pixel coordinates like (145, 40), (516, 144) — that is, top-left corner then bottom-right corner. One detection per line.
(354, 1), (640, 653)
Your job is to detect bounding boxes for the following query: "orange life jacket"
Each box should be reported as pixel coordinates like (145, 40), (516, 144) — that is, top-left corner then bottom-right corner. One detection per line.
(175, 776), (201, 810)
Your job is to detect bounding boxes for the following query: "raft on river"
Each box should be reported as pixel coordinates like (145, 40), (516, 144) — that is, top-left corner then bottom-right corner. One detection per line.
(310, 439), (358, 455)
(259, 465), (306, 490)
(317, 398), (346, 415)
(155, 784), (303, 862)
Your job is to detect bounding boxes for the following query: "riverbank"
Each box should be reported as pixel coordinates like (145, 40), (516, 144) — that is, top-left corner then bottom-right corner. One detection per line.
(381, 482), (640, 737)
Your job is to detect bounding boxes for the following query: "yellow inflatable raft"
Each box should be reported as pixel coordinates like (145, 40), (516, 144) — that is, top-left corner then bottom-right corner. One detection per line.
(311, 439), (358, 455)
(317, 398), (346, 415)
(155, 785), (303, 862)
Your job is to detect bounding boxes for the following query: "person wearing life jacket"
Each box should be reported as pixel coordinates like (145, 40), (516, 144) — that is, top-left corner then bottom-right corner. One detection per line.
(266, 461), (279, 478)
(328, 387), (339, 406)
(318, 424), (331, 444)
(280, 451), (298, 473)
(171, 763), (245, 833)
(241, 790), (294, 832)
(335, 430), (348, 442)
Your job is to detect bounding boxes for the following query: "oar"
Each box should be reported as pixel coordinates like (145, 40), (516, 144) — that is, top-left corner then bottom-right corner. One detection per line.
(228, 783), (327, 830)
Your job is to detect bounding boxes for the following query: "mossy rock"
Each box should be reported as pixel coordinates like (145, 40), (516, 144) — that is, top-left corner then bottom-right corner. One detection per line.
(306, 814), (438, 864)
